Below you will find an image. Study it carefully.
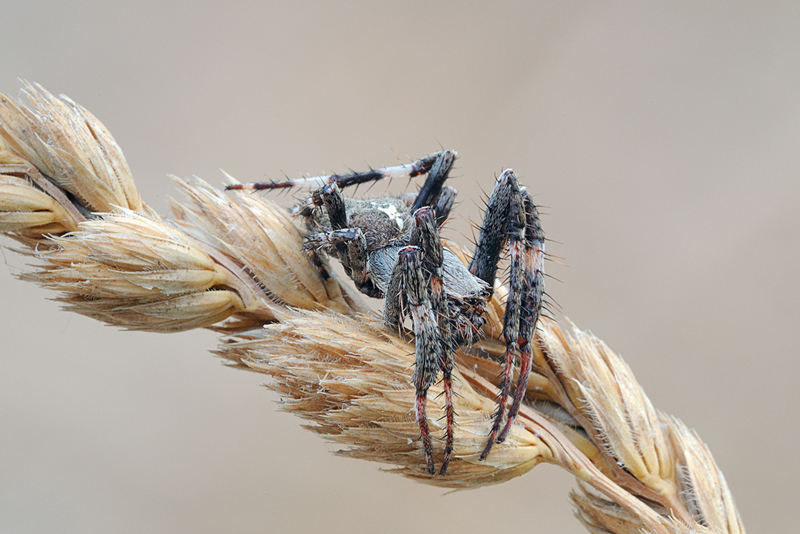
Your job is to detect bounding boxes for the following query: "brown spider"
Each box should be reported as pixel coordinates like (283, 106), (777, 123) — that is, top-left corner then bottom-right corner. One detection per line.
(227, 151), (545, 475)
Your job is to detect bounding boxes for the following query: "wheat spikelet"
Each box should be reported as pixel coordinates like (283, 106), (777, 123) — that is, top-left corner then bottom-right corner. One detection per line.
(24, 209), (255, 331)
(668, 417), (745, 534)
(0, 84), (745, 534)
(0, 82), (144, 214)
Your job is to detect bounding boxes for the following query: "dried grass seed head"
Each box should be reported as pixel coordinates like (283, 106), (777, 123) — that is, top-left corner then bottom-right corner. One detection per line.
(0, 82), (143, 213)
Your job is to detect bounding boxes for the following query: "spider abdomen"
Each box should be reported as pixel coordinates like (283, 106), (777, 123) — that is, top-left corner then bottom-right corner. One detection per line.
(368, 246), (486, 299)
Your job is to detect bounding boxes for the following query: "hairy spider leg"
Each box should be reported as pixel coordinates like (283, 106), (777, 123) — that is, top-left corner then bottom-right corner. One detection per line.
(410, 150), (456, 212)
(400, 151), (457, 227)
(225, 151), (454, 191)
(498, 192), (545, 443)
(387, 246), (443, 475)
(466, 170), (544, 461)
(295, 188), (336, 282)
(468, 170), (519, 290)
(317, 183), (348, 229)
(480, 186), (527, 460)
(411, 207), (455, 475)
(316, 183), (351, 273)
(303, 183), (382, 297)
(304, 228), (369, 289)
(432, 186), (457, 228)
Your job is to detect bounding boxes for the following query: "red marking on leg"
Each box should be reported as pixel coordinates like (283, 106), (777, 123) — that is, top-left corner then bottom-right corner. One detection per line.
(415, 391), (435, 474)
(480, 345), (516, 460)
(498, 341), (532, 443)
(438, 371), (454, 475)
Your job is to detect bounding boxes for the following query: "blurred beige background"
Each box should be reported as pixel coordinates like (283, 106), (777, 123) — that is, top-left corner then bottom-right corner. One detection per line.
(1, 2), (798, 533)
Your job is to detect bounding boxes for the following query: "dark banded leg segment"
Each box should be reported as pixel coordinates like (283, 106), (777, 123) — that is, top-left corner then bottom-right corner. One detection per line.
(433, 186), (457, 228)
(411, 207), (455, 474)
(498, 193), (545, 443)
(480, 190), (526, 460)
(470, 171), (545, 460)
(226, 150), (456, 192)
(410, 150), (456, 212)
(303, 228), (374, 294)
(391, 246), (443, 474)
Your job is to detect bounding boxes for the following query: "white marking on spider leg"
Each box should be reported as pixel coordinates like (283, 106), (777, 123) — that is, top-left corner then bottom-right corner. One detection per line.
(292, 162), (423, 190)
(380, 162), (422, 181)
(284, 176), (331, 188)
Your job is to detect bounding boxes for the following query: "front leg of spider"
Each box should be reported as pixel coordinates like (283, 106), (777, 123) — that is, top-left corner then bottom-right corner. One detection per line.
(410, 207), (456, 475)
(304, 228), (369, 289)
(468, 170), (545, 460)
(226, 150), (455, 192)
(386, 246), (443, 475)
(305, 182), (381, 297)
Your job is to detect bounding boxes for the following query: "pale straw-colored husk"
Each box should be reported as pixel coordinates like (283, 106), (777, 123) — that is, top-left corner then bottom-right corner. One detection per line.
(0, 84), (745, 534)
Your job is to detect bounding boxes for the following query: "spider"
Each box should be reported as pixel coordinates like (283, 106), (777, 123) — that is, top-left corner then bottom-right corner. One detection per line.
(227, 151), (545, 475)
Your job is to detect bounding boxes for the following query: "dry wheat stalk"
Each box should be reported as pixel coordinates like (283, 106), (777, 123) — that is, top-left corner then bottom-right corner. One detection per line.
(0, 83), (745, 534)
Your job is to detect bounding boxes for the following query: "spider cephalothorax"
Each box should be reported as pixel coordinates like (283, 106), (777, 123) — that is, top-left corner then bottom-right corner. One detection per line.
(227, 150), (545, 475)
